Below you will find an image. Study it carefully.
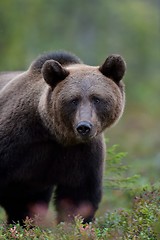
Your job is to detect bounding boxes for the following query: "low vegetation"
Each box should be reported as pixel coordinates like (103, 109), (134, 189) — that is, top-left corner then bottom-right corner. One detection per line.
(0, 144), (160, 239)
(0, 188), (160, 239)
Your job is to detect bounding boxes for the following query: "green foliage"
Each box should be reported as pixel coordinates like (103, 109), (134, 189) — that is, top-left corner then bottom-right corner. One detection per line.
(0, 144), (159, 239)
(97, 189), (160, 239)
(104, 142), (139, 190)
(0, 189), (160, 239)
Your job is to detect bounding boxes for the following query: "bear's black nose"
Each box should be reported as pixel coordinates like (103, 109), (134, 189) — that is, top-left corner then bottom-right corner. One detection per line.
(76, 121), (92, 136)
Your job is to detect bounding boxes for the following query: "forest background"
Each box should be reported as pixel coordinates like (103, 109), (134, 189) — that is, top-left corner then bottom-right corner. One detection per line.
(0, 0), (159, 221)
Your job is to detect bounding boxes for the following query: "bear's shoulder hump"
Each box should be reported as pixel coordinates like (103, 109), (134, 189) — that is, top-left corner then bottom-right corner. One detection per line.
(30, 51), (83, 73)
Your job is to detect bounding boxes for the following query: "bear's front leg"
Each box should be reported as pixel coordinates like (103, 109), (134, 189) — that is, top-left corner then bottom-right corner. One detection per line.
(54, 181), (102, 224)
(5, 200), (50, 226)
(2, 187), (53, 226)
(54, 136), (105, 223)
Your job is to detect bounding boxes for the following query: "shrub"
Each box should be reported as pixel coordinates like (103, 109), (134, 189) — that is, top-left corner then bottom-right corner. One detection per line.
(0, 143), (160, 239)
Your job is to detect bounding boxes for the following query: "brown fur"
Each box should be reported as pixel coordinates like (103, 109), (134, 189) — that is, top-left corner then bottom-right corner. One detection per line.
(39, 63), (125, 145)
(0, 51), (126, 224)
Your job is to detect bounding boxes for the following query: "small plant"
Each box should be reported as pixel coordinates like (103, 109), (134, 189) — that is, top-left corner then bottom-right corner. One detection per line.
(104, 141), (139, 190)
(95, 188), (160, 239)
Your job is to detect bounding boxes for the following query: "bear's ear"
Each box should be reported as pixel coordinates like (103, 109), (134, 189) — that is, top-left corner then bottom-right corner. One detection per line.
(99, 55), (126, 83)
(42, 60), (69, 88)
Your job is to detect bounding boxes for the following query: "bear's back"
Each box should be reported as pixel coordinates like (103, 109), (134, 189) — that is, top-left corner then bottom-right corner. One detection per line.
(0, 72), (23, 90)
(0, 51), (82, 91)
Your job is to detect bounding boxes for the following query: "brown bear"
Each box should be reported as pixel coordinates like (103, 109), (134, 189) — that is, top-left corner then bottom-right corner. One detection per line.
(0, 51), (126, 225)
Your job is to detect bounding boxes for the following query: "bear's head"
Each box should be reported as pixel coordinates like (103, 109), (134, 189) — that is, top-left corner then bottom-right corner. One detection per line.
(39, 53), (126, 145)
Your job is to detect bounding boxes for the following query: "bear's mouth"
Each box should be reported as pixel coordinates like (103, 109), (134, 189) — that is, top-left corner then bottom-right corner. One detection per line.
(75, 134), (96, 143)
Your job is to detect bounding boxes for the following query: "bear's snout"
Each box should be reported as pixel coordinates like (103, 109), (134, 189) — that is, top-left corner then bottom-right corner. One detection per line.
(76, 121), (92, 136)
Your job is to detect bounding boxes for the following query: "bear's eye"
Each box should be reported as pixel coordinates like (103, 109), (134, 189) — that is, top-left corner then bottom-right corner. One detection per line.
(92, 96), (101, 104)
(71, 98), (79, 106)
